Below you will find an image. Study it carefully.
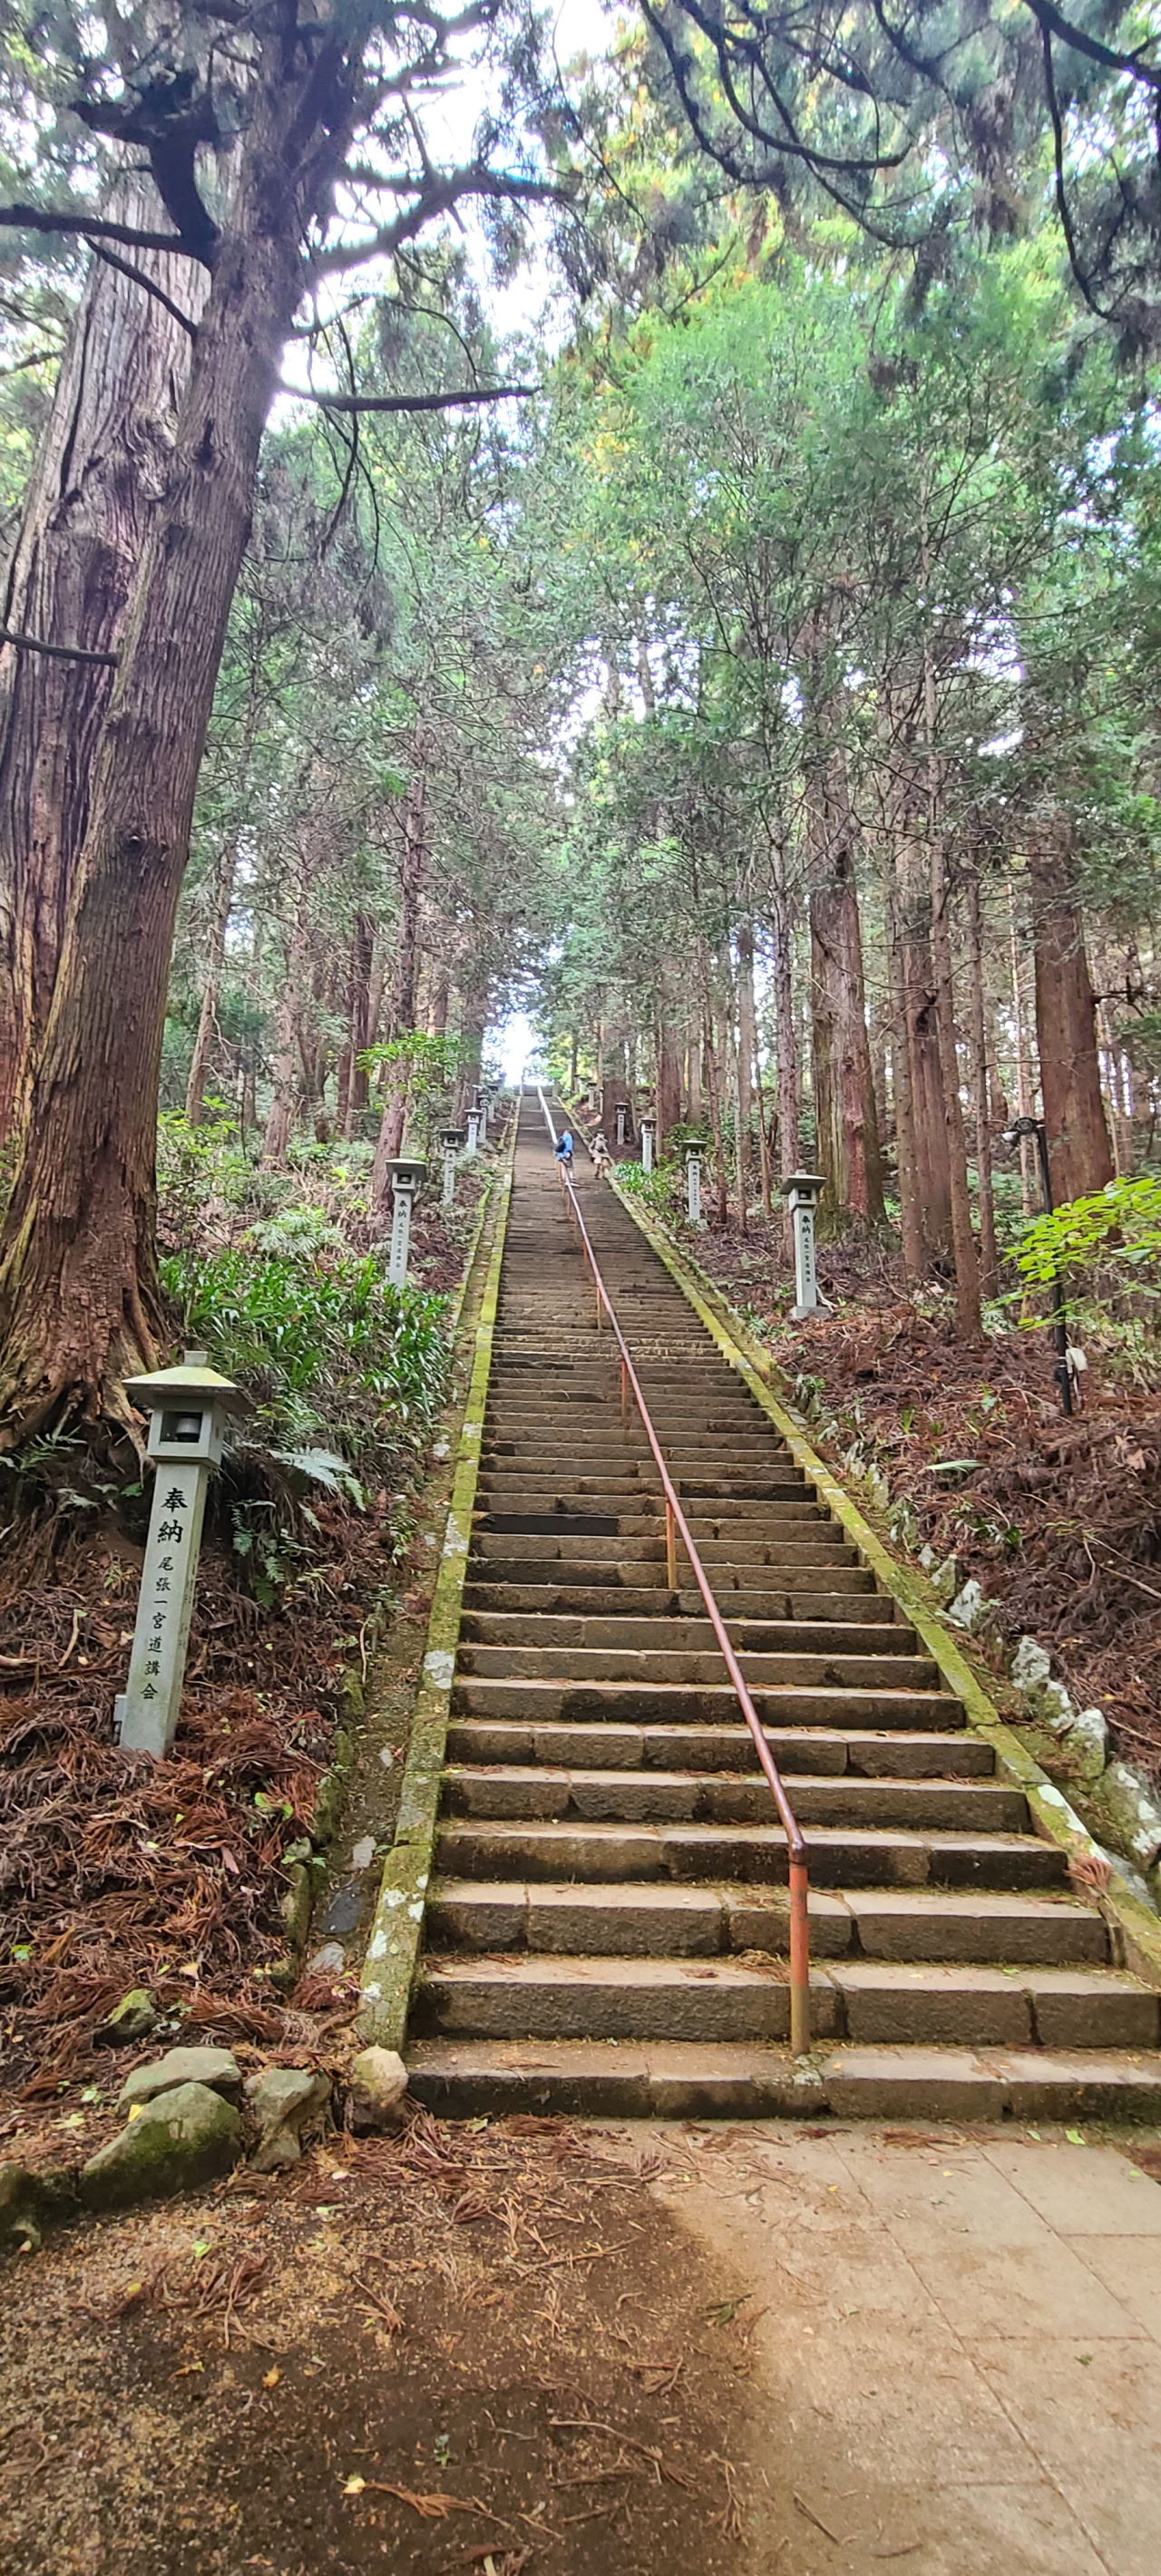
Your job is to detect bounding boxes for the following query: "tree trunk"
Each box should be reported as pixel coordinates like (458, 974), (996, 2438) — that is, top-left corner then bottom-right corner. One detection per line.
(896, 826), (952, 1256)
(737, 922), (760, 1225)
(1028, 815), (1113, 1205)
(885, 879), (924, 1286)
(965, 865), (999, 1298)
(808, 849), (885, 1229)
(0, 58), (314, 1440)
(930, 836), (981, 1338)
(0, 170), (208, 1146)
(371, 756), (428, 1224)
(656, 971), (682, 1148)
(185, 841), (237, 1125)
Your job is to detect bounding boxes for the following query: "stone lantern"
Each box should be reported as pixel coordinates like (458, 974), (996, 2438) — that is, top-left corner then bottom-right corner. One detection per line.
(465, 1105), (481, 1157)
(440, 1125), (465, 1210)
(780, 1172), (832, 1319)
(384, 1155), (426, 1286)
(115, 1350), (245, 1758)
(685, 1145), (702, 1224)
(639, 1113), (657, 1177)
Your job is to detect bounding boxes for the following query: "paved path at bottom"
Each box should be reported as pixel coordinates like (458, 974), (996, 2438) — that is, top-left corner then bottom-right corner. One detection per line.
(619, 2121), (1161, 2574)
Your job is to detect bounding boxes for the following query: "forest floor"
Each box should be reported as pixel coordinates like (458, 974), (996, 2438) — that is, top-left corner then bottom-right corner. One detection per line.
(668, 1205), (1161, 1787)
(0, 1142), (499, 2119)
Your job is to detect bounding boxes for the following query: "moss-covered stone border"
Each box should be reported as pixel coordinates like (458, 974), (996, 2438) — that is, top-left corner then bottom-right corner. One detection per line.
(611, 1177), (1161, 1999)
(356, 1133), (515, 2047)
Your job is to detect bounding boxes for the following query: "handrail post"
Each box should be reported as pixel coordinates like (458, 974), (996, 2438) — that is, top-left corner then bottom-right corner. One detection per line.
(788, 1854), (810, 2058)
(665, 1498), (677, 1592)
(620, 1357), (628, 1419)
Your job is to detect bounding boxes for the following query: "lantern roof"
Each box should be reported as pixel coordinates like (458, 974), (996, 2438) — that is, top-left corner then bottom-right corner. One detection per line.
(123, 1347), (246, 1412)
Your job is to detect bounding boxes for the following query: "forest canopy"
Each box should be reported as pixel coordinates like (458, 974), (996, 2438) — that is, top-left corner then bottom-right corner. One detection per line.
(0, 0), (1157, 1437)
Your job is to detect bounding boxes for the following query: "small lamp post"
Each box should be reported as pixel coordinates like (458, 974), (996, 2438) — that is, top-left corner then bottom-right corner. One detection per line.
(780, 1172), (832, 1320)
(440, 1125), (465, 1210)
(639, 1113), (657, 1177)
(614, 1100), (628, 1149)
(384, 1155), (427, 1286)
(465, 1105), (481, 1157)
(1003, 1114), (1073, 1415)
(115, 1351), (245, 1758)
(686, 1145), (702, 1224)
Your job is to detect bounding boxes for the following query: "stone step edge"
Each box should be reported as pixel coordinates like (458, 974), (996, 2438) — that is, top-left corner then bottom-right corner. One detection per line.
(405, 2036), (1161, 2122)
(607, 1172), (1161, 2005)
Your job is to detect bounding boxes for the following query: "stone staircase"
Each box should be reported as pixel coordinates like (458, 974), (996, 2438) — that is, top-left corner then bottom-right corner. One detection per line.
(406, 1101), (1161, 2121)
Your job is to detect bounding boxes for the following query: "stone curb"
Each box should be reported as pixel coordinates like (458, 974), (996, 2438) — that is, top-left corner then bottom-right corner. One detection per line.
(610, 1177), (1161, 2003)
(356, 1129), (516, 2048)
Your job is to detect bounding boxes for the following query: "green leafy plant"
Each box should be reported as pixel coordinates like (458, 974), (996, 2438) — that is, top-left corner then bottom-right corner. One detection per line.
(1015, 1176), (1161, 1293)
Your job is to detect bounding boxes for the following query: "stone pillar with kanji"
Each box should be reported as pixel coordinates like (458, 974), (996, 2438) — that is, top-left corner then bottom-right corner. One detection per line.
(115, 1353), (244, 1759)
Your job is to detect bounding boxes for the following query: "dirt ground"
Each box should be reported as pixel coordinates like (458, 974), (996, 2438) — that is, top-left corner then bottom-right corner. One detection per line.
(0, 2114), (767, 2576)
(6, 2112), (1161, 2576)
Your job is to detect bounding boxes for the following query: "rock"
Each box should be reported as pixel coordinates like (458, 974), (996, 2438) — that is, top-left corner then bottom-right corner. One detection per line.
(1011, 1635), (1053, 1696)
(117, 2046), (241, 2112)
(930, 1555), (958, 1607)
(0, 2162), (76, 2256)
(1093, 1761), (1161, 1873)
(946, 1579), (987, 1632)
(347, 2046), (409, 2134)
(96, 1988), (158, 2046)
(351, 1836), (376, 1871)
(244, 2066), (331, 2173)
(1058, 1706), (1107, 1784)
(307, 1941), (346, 1976)
(81, 2084), (241, 2211)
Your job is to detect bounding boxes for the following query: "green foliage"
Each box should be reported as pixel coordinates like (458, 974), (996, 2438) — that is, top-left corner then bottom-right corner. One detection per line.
(1015, 1177), (1161, 1295)
(162, 1246), (449, 1463)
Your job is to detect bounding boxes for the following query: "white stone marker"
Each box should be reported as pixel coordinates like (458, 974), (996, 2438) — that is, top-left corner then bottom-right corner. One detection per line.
(614, 1101), (628, 1147)
(385, 1155), (427, 1286)
(116, 1351), (244, 1758)
(780, 1171), (832, 1319)
(465, 1108), (480, 1157)
(686, 1148), (702, 1223)
(440, 1126), (464, 1210)
(640, 1114), (657, 1176)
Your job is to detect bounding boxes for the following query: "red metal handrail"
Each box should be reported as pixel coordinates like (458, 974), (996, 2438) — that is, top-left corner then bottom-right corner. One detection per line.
(536, 1089), (811, 2055)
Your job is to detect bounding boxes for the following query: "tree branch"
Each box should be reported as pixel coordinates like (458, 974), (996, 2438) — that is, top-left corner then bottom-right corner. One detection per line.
(92, 243), (198, 335)
(279, 379), (538, 413)
(311, 165), (567, 275)
(0, 627), (119, 667)
(0, 204), (197, 259)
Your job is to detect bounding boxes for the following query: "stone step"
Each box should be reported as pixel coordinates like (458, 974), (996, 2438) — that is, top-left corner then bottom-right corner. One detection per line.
(414, 1951), (1157, 2050)
(452, 1677), (962, 1730)
(434, 1816), (1068, 1891)
(405, 2037), (1161, 2124)
(441, 1764), (1027, 1833)
(455, 1644), (940, 1689)
(479, 1490), (825, 1523)
(414, 1951), (832, 2042)
(426, 1879), (1107, 1967)
(469, 1532), (857, 1566)
(458, 1612), (913, 1656)
(463, 1581), (878, 1619)
(444, 1721), (994, 1778)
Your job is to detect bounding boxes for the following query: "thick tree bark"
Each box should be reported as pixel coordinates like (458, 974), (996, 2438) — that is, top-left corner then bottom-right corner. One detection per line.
(965, 865), (999, 1298)
(896, 826), (952, 1256)
(885, 880), (924, 1286)
(930, 836), (981, 1338)
(655, 969), (682, 1149)
(337, 909), (375, 1137)
(766, 844), (799, 1184)
(0, 171), (208, 1146)
(736, 922), (760, 1225)
(185, 840), (237, 1125)
(0, 50), (324, 1439)
(1028, 816), (1113, 1205)
(805, 770), (884, 1226)
(371, 756), (428, 1224)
